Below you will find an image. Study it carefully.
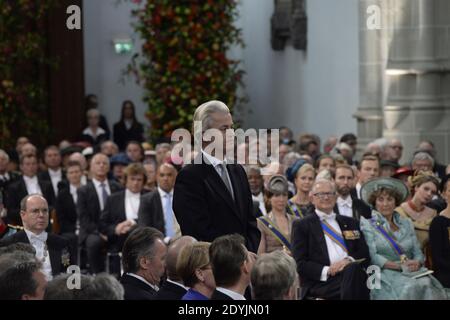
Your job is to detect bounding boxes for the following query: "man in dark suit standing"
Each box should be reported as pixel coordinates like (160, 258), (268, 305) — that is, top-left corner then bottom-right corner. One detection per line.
(55, 161), (83, 264)
(77, 153), (122, 274)
(138, 163), (179, 240)
(0, 194), (71, 280)
(334, 165), (372, 220)
(173, 100), (260, 252)
(38, 145), (66, 198)
(291, 179), (370, 300)
(5, 154), (54, 226)
(154, 236), (196, 300)
(120, 227), (167, 300)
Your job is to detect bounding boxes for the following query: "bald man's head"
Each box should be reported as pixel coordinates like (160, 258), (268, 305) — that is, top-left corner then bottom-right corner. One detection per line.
(166, 236), (197, 281)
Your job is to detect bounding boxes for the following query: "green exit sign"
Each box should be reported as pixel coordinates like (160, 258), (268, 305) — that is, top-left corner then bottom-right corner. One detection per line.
(113, 39), (133, 54)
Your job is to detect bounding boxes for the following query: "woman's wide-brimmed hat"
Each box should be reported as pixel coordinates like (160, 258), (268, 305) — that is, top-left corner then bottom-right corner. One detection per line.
(360, 177), (409, 205)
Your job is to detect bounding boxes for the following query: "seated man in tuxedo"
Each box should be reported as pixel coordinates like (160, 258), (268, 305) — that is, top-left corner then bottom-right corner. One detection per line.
(5, 154), (54, 226)
(210, 234), (256, 300)
(173, 100), (260, 252)
(138, 162), (180, 241)
(334, 164), (371, 220)
(291, 179), (370, 300)
(154, 236), (196, 300)
(55, 161), (83, 264)
(77, 153), (122, 274)
(38, 145), (66, 198)
(99, 163), (148, 254)
(120, 227), (167, 300)
(0, 194), (71, 280)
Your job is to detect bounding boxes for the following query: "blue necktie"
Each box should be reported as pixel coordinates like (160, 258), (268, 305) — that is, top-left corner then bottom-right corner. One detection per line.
(100, 182), (109, 209)
(164, 193), (175, 238)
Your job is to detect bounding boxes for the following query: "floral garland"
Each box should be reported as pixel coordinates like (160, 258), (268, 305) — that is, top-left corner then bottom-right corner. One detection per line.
(0, 0), (57, 149)
(126, 0), (246, 139)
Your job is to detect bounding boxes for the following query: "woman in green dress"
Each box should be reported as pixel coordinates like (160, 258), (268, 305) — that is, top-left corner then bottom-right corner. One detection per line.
(359, 177), (449, 300)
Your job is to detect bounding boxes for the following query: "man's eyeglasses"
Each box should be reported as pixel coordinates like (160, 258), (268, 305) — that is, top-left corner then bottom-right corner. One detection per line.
(313, 192), (336, 199)
(26, 208), (49, 216)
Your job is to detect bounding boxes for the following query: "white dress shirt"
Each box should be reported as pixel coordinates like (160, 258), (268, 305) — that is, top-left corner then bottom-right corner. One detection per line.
(48, 168), (63, 194)
(336, 196), (353, 218)
(157, 187), (181, 239)
(166, 278), (189, 291)
(355, 183), (362, 199)
(0, 172), (10, 182)
(315, 210), (352, 282)
(125, 189), (140, 221)
(252, 192), (267, 216)
(216, 287), (246, 300)
(82, 126), (105, 139)
(70, 184), (78, 204)
(201, 150), (235, 197)
(25, 229), (53, 281)
(127, 273), (159, 292)
(92, 178), (111, 211)
(23, 175), (42, 195)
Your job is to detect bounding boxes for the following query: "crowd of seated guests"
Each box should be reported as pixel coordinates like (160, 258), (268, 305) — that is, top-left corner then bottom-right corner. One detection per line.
(1, 121), (450, 300)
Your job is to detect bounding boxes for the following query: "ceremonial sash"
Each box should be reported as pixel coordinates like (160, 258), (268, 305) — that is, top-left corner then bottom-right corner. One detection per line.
(370, 218), (406, 261)
(287, 200), (304, 218)
(258, 216), (291, 250)
(320, 220), (348, 253)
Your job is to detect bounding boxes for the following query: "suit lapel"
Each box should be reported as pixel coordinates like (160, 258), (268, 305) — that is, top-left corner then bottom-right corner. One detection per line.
(118, 191), (127, 222)
(336, 215), (352, 253)
(88, 181), (101, 213)
(154, 192), (166, 234)
(203, 162), (241, 219)
(19, 178), (28, 195)
(311, 215), (330, 265)
(47, 235), (61, 275)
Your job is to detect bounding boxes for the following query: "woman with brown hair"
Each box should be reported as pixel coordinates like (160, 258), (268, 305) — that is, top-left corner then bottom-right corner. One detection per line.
(257, 175), (299, 255)
(360, 177), (448, 299)
(396, 172), (439, 265)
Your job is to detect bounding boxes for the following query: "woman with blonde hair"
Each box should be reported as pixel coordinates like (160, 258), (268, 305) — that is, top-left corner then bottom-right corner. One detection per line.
(177, 242), (215, 300)
(286, 159), (316, 218)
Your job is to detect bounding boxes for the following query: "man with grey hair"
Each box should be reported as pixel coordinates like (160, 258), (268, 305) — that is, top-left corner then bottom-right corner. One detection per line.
(154, 236), (196, 300)
(251, 250), (298, 300)
(413, 141), (447, 179)
(120, 227), (167, 300)
(411, 151), (435, 173)
(45, 273), (124, 300)
(0, 258), (47, 300)
(291, 179), (370, 300)
(173, 100), (260, 253)
(384, 138), (403, 164)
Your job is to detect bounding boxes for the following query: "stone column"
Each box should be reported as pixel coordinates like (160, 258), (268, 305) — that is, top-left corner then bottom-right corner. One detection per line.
(355, 0), (392, 155)
(384, 0), (450, 164)
(357, 0), (450, 164)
